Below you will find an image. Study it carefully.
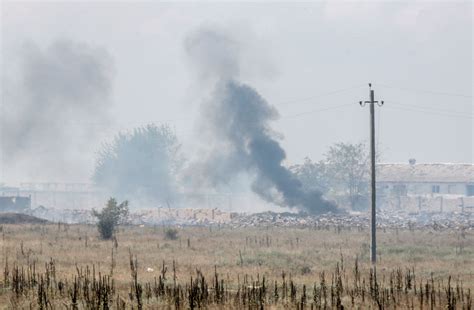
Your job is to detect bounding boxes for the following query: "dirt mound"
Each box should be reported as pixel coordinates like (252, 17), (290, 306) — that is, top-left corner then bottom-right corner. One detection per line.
(0, 212), (49, 224)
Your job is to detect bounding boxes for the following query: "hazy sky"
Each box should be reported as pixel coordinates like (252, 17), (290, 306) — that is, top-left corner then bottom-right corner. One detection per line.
(1, 0), (472, 183)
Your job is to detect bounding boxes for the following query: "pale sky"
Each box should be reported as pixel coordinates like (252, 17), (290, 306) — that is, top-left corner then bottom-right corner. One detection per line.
(1, 0), (472, 183)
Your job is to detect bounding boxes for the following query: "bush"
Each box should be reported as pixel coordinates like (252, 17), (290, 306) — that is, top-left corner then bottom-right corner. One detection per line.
(300, 265), (312, 275)
(92, 198), (129, 240)
(164, 228), (179, 240)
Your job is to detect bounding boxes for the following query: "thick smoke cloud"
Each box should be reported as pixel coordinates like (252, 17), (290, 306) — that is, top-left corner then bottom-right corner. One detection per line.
(1, 39), (114, 182)
(185, 28), (337, 214)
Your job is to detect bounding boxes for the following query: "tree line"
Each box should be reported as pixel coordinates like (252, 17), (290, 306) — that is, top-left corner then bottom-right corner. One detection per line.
(93, 124), (372, 211)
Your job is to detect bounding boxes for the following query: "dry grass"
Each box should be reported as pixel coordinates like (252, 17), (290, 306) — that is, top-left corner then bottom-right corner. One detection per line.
(0, 223), (472, 308)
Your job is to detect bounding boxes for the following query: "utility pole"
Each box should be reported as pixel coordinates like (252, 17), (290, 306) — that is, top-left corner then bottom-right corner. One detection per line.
(359, 83), (383, 264)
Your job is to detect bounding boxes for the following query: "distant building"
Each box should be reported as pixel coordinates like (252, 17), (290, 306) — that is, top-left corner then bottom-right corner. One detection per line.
(377, 162), (474, 211)
(1, 183), (104, 209)
(377, 162), (474, 197)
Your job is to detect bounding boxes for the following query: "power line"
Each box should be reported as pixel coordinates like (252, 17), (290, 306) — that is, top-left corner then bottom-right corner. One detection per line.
(275, 84), (366, 106)
(384, 98), (472, 114)
(55, 84), (366, 127)
(281, 103), (353, 119)
(172, 104), (356, 138)
(384, 100), (470, 116)
(384, 103), (473, 119)
(375, 83), (472, 99)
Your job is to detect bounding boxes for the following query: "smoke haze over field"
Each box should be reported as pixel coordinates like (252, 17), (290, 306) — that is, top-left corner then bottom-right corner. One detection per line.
(185, 28), (337, 214)
(2, 2), (471, 185)
(1, 2), (470, 214)
(1, 40), (114, 183)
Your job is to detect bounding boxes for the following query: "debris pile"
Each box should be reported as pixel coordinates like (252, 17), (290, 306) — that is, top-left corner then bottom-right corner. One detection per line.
(25, 206), (473, 230)
(229, 210), (473, 230)
(28, 206), (233, 225)
(128, 208), (233, 225)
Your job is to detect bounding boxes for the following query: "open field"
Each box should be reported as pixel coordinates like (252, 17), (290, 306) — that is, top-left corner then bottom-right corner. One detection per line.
(0, 223), (472, 308)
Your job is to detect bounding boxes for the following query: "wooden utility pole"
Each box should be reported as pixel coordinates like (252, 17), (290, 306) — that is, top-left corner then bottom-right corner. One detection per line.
(359, 83), (383, 264)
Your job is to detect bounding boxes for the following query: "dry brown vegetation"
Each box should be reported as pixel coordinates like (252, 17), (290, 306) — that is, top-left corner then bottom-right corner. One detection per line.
(0, 223), (472, 308)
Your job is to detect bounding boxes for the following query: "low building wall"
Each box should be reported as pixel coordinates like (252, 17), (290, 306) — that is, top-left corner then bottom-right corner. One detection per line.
(379, 195), (474, 212)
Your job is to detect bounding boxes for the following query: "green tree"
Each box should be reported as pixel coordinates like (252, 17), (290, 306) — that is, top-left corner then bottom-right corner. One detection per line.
(323, 142), (370, 210)
(92, 198), (129, 239)
(293, 142), (373, 210)
(93, 124), (182, 204)
(290, 157), (329, 194)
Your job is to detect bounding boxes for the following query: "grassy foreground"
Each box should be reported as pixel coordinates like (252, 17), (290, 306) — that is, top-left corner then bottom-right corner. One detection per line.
(0, 223), (472, 308)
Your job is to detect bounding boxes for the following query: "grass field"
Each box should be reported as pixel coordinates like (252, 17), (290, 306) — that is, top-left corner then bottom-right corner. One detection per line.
(0, 223), (472, 308)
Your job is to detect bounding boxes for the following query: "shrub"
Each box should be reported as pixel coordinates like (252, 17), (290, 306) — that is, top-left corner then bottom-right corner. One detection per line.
(164, 228), (179, 240)
(92, 198), (129, 240)
(300, 266), (312, 275)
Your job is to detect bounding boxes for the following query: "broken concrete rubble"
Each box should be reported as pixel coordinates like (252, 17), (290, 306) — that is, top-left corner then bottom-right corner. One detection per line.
(25, 206), (473, 231)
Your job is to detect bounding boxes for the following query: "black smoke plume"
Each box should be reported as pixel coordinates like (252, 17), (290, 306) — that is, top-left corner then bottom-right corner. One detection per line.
(186, 28), (337, 214)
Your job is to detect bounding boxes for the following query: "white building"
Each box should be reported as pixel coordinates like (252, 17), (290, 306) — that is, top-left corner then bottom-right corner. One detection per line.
(376, 162), (474, 211)
(377, 163), (474, 197)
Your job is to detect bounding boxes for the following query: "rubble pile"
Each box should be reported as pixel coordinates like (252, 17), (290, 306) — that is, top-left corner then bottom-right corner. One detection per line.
(29, 206), (233, 225)
(26, 206), (473, 230)
(128, 208), (233, 225)
(229, 210), (473, 230)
